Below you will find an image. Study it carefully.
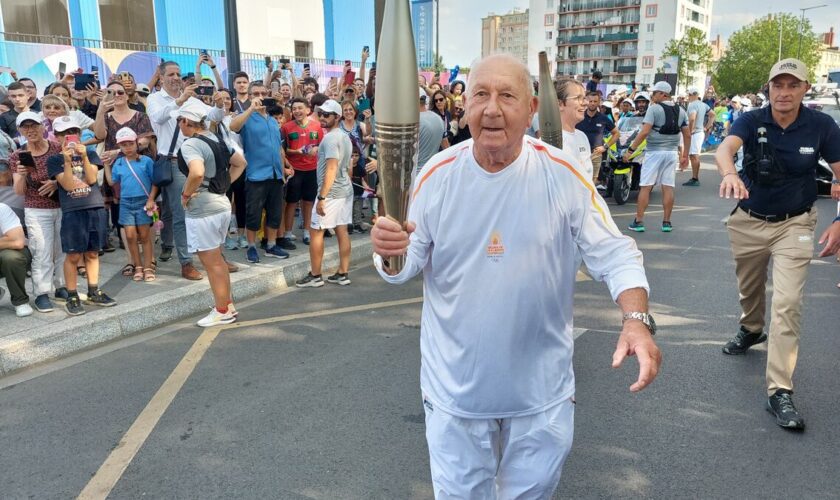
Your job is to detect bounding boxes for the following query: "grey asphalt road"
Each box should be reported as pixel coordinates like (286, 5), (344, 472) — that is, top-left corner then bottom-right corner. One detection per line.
(1, 164), (839, 499)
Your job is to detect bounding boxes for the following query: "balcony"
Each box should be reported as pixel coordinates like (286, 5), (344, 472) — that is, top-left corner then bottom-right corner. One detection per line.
(616, 65), (637, 73)
(557, 32), (638, 46)
(569, 34), (597, 43)
(602, 32), (638, 42)
(560, 0), (642, 13)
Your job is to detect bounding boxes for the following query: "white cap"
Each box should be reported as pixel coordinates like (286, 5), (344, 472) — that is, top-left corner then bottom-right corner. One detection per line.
(602, 101), (614, 108)
(136, 83), (151, 96)
(419, 87), (428, 100)
(621, 98), (635, 107)
(634, 92), (650, 102)
(739, 96), (752, 106)
(651, 81), (672, 95)
(52, 115), (81, 133)
(171, 97), (208, 123)
(768, 58), (809, 82)
(15, 111), (42, 128)
(115, 127), (138, 143)
(687, 87), (701, 95)
(316, 99), (343, 116)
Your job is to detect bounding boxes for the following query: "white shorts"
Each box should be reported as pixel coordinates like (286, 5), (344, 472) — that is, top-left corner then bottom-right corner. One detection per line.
(186, 212), (230, 253)
(423, 395), (575, 498)
(640, 151), (678, 187)
(689, 131), (704, 155)
(310, 196), (352, 230)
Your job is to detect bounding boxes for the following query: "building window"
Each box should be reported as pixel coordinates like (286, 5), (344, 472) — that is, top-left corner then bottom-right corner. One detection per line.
(544, 14), (555, 26)
(295, 40), (313, 59)
(642, 56), (654, 68)
(1, 0), (71, 38)
(646, 4), (657, 17)
(645, 40), (654, 51)
(546, 31), (554, 40)
(547, 0), (555, 8)
(98, 0), (156, 44)
(646, 23), (655, 33)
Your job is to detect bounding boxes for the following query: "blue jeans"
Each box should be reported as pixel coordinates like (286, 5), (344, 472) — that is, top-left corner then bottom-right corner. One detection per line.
(160, 159), (192, 266)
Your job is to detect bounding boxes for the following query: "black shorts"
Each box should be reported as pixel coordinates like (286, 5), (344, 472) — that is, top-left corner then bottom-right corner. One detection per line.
(245, 179), (285, 230)
(60, 207), (108, 254)
(285, 169), (318, 203)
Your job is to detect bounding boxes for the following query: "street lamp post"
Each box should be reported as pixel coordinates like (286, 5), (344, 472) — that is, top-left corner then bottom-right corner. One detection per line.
(798, 4), (826, 59)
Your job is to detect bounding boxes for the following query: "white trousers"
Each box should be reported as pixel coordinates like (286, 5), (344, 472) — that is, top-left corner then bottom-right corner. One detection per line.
(24, 207), (65, 296)
(423, 396), (575, 499)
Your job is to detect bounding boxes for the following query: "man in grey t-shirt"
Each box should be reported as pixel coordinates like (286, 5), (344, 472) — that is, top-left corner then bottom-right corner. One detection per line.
(297, 99), (354, 288)
(683, 88), (715, 186)
(417, 89), (446, 177)
(622, 81), (689, 233)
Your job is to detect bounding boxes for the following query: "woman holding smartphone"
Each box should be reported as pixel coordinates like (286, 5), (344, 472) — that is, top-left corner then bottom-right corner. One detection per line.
(9, 112), (68, 313)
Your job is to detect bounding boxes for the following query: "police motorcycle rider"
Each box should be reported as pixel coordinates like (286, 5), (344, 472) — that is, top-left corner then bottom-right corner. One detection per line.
(716, 58), (840, 431)
(633, 92), (650, 117)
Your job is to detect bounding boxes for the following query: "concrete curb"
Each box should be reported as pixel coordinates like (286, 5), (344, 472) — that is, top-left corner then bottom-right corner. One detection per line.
(0, 240), (374, 376)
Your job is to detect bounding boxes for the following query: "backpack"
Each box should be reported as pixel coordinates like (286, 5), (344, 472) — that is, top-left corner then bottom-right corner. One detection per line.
(177, 133), (231, 195)
(655, 103), (681, 135)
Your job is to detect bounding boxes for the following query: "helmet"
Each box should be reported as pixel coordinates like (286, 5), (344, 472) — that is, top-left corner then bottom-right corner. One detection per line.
(592, 70), (603, 79)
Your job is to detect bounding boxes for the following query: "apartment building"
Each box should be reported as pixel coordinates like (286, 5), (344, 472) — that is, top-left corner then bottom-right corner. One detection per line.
(481, 9), (530, 65)
(528, 0), (714, 92)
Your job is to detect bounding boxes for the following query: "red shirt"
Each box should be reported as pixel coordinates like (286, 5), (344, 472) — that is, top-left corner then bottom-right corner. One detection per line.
(9, 140), (62, 209)
(281, 118), (322, 172)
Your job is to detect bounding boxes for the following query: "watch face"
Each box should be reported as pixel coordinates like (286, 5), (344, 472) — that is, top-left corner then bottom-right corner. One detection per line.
(647, 314), (657, 334)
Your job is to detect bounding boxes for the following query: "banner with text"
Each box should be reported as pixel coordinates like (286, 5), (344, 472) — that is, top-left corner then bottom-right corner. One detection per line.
(411, 0), (434, 68)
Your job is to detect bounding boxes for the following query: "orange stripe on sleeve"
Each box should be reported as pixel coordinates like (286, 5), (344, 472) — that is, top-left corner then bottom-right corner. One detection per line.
(412, 155), (458, 199)
(531, 143), (610, 225)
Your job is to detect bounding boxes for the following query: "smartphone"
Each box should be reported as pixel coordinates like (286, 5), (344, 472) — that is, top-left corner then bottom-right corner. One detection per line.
(344, 60), (351, 68)
(194, 86), (214, 96)
(344, 70), (356, 86)
(279, 57), (290, 65)
(363, 45), (369, 53)
(303, 63), (310, 71)
(65, 134), (80, 148)
(261, 98), (277, 108)
(370, 62), (376, 71)
(200, 49), (208, 56)
(270, 81), (280, 93)
(91, 65), (99, 73)
(74, 73), (97, 91)
(357, 98), (371, 114)
(58, 62), (67, 75)
(264, 56), (272, 68)
(18, 151), (36, 168)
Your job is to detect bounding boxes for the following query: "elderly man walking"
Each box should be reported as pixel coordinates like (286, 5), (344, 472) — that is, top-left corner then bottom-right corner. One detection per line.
(371, 54), (661, 498)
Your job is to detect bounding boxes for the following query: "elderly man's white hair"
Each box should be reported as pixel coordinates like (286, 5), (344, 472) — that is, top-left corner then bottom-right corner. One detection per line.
(466, 54), (532, 95)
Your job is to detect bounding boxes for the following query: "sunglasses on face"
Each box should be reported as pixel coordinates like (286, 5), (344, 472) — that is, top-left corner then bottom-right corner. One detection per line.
(317, 111), (337, 118)
(434, 98), (445, 103)
(110, 90), (126, 96)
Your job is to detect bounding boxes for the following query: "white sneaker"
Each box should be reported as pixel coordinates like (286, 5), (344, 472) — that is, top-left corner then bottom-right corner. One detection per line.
(15, 303), (34, 317)
(197, 307), (237, 327)
(285, 232), (297, 241)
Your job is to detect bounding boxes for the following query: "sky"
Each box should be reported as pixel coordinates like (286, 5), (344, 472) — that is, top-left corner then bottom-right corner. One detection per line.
(437, 0), (840, 67)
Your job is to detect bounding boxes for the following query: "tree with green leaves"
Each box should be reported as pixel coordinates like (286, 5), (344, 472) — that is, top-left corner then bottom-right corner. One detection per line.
(661, 27), (714, 90)
(713, 13), (821, 95)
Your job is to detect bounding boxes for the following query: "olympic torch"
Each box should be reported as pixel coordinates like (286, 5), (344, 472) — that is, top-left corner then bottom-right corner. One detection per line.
(374, 0), (420, 272)
(537, 51), (563, 149)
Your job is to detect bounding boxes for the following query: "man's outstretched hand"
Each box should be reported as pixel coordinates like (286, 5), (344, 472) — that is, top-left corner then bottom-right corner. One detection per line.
(612, 321), (662, 392)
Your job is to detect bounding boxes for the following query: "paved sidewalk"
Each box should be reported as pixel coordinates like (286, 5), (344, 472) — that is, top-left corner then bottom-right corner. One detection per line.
(0, 231), (374, 376)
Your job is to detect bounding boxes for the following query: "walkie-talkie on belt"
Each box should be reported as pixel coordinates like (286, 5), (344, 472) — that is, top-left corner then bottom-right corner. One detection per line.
(756, 127), (772, 185)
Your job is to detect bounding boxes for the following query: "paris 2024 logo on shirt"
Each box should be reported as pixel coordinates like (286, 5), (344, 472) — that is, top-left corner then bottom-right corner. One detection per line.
(486, 231), (506, 263)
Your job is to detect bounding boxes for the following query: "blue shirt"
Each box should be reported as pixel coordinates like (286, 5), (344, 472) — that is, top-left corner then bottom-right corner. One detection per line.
(731, 105), (840, 215)
(111, 155), (155, 199)
(238, 112), (284, 182)
(576, 110), (614, 149)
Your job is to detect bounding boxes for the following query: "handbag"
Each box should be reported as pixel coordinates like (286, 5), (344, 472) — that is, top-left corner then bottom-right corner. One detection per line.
(152, 125), (179, 187)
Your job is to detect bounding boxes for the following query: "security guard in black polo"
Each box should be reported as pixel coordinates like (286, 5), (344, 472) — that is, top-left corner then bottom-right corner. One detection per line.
(716, 58), (840, 430)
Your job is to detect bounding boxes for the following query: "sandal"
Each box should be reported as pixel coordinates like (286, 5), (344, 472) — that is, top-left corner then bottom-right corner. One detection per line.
(149, 260), (157, 272)
(144, 268), (156, 282)
(77, 266), (87, 278)
(133, 266), (145, 282)
(121, 264), (135, 277)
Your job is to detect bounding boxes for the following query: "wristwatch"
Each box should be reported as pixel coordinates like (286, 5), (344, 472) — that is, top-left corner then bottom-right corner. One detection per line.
(831, 179), (840, 185)
(317, 195), (326, 201)
(622, 312), (656, 335)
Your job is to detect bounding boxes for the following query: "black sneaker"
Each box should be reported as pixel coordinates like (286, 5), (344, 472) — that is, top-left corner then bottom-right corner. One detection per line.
(277, 237), (297, 251)
(767, 389), (805, 430)
(84, 289), (117, 307)
(353, 224), (367, 234)
(295, 272), (324, 288)
(159, 247), (173, 262)
(66, 295), (85, 316)
(326, 272), (351, 286)
(722, 326), (767, 355)
(54, 287), (70, 303)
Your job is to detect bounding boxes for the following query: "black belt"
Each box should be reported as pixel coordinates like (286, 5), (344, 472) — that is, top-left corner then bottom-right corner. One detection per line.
(739, 205), (811, 223)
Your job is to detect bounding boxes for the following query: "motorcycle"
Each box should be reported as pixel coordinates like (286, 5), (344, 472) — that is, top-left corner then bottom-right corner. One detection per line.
(599, 116), (646, 205)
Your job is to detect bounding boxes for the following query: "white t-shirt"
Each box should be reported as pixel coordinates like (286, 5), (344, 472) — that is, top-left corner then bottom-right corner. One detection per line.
(562, 129), (592, 178)
(0, 202), (22, 236)
(374, 136), (649, 418)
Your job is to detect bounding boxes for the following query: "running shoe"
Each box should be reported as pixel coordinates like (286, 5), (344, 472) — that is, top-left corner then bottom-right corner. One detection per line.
(85, 289), (116, 307)
(682, 178), (700, 186)
(15, 302), (34, 317)
(277, 237), (297, 251)
(34, 294), (54, 313)
(54, 287), (70, 303)
(224, 236), (239, 250)
(326, 273), (351, 286)
(296, 273), (324, 288)
(66, 295), (85, 316)
(246, 246), (260, 263)
(265, 246), (290, 259)
(628, 219), (645, 232)
(237, 235), (248, 248)
(767, 390), (805, 430)
(197, 307), (237, 327)
(722, 326), (767, 355)
(661, 221), (673, 232)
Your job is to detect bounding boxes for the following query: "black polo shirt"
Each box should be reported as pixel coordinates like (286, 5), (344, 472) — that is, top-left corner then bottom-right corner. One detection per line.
(576, 110), (614, 149)
(0, 110), (19, 137)
(731, 104), (840, 215)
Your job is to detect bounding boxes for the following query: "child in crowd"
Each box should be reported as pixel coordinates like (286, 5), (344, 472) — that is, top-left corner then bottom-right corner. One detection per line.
(46, 115), (116, 315)
(105, 127), (157, 281)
